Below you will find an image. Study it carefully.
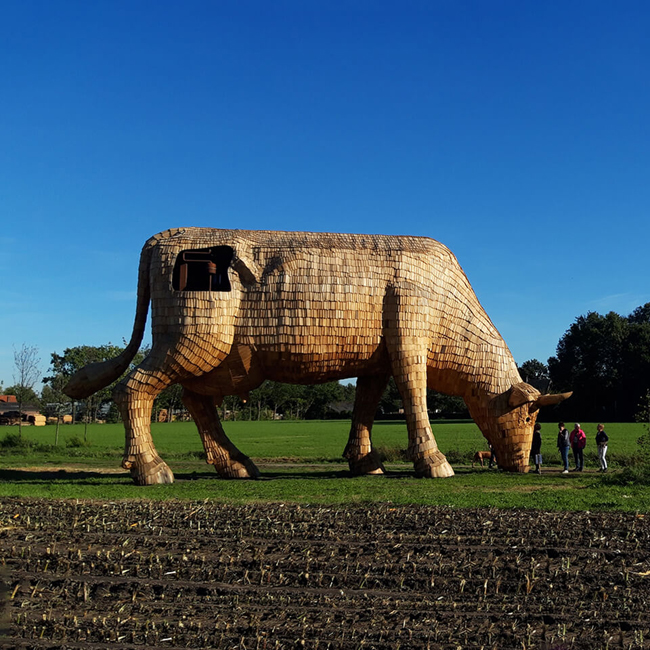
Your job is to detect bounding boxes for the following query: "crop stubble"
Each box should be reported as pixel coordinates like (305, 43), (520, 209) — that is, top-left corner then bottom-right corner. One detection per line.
(1, 499), (649, 649)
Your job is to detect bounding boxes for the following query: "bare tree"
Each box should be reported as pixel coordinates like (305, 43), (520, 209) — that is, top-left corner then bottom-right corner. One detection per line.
(41, 373), (68, 445)
(13, 344), (41, 436)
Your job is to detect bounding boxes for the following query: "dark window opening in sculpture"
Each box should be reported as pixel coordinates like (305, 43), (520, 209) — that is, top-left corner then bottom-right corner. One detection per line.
(172, 246), (234, 292)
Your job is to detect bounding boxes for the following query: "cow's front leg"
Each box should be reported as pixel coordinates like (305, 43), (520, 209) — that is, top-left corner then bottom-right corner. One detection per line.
(397, 369), (454, 478)
(386, 332), (454, 478)
(181, 388), (259, 479)
(114, 370), (175, 485)
(343, 374), (389, 475)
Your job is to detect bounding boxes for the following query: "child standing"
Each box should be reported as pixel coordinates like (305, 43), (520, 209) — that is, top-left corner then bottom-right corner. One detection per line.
(596, 424), (609, 472)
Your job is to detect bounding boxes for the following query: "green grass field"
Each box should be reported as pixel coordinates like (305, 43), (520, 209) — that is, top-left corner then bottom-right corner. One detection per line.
(1, 420), (648, 511)
(2, 419), (645, 460)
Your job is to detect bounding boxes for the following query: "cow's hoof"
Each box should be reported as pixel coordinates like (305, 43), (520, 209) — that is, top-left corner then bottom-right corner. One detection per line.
(124, 455), (175, 485)
(414, 452), (455, 478)
(348, 451), (386, 476)
(213, 455), (260, 479)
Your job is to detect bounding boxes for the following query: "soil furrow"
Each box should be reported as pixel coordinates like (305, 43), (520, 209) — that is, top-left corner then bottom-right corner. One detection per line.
(2, 498), (649, 649)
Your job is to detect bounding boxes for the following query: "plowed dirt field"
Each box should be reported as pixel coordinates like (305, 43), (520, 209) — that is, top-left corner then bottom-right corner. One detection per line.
(1, 499), (649, 649)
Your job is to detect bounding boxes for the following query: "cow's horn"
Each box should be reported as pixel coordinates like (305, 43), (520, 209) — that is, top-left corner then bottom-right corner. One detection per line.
(530, 391), (573, 412)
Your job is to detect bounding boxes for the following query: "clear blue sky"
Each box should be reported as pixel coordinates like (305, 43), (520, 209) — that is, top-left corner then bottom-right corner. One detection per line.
(1, 1), (648, 389)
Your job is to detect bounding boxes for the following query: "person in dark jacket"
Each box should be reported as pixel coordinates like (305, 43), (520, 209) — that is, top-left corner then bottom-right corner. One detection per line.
(557, 422), (570, 474)
(488, 442), (498, 469)
(531, 422), (542, 474)
(596, 423), (609, 472)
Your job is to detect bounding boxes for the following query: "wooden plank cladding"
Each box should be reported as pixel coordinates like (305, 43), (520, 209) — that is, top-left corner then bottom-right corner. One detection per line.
(64, 228), (571, 485)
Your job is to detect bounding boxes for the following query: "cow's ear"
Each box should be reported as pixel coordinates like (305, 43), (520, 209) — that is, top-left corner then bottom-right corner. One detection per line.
(232, 253), (259, 287)
(529, 391), (573, 413)
(507, 382), (540, 409)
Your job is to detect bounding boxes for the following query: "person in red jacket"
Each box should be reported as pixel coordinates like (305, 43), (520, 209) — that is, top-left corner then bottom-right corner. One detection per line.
(570, 423), (586, 471)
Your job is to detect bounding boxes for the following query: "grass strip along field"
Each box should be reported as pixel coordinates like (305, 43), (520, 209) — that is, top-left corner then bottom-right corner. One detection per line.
(1, 420), (648, 511)
(3, 419), (647, 460)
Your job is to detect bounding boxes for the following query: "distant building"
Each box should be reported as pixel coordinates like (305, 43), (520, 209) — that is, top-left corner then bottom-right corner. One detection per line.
(0, 395), (45, 426)
(327, 401), (355, 416)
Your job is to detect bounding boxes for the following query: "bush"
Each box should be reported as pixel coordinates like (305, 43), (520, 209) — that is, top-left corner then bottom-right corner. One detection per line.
(375, 446), (476, 465)
(603, 392), (650, 484)
(0, 432), (56, 453)
(0, 432), (34, 450)
(606, 452), (645, 468)
(601, 465), (650, 486)
(66, 435), (92, 449)
(443, 448), (475, 465)
(375, 445), (409, 462)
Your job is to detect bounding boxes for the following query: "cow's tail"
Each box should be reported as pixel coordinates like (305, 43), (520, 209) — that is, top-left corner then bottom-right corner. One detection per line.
(64, 242), (153, 399)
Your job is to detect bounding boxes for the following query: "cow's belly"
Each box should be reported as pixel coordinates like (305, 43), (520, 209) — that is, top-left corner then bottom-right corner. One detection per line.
(184, 286), (388, 395)
(257, 337), (389, 383)
(182, 335), (389, 397)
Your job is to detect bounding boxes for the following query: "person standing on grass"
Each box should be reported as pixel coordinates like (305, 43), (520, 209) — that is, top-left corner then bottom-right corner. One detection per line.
(557, 422), (570, 474)
(596, 423), (609, 472)
(531, 422), (543, 474)
(570, 422), (586, 471)
(488, 442), (498, 469)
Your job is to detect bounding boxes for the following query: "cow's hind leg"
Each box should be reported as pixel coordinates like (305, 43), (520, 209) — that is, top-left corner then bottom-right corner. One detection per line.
(343, 374), (389, 475)
(114, 365), (176, 485)
(181, 388), (260, 479)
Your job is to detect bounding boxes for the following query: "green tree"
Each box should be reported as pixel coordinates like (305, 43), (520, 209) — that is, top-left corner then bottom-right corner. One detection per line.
(629, 303), (650, 325)
(518, 359), (550, 392)
(308, 381), (356, 419)
(379, 377), (468, 419)
(152, 384), (185, 422)
(426, 390), (469, 419)
(249, 381), (274, 420)
(340, 382), (356, 402)
(45, 343), (149, 440)
(297, 382), (347, 419)
(379, 377), (402, 415)
(280, 384), (307, 420)
(3, 384), (39, 405)
(619, 319), (650, 419)
(548, 307), (650, 421)
(265, 382), (293, 420)
(220, 394), (244, 421)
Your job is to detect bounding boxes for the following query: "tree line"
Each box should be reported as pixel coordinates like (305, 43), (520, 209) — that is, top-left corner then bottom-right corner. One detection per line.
(5, 302), (650, 424)
(517, 303), (650, 422)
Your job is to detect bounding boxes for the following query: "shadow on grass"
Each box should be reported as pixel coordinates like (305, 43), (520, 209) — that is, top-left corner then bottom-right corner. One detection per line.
(0, 466), (420, 484)
(178, 468), (422, 481)
(0, 468), (131, 483)
(1, 465), (551, 485)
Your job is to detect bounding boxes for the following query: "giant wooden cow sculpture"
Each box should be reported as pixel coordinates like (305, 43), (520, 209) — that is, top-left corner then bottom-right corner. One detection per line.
(65, 229), (570, 485)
